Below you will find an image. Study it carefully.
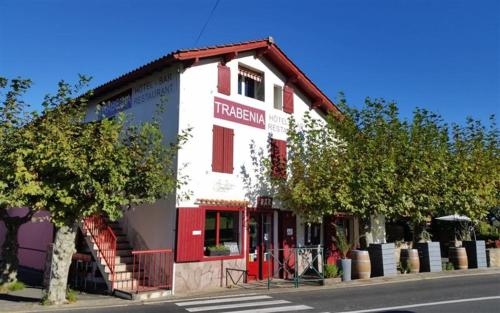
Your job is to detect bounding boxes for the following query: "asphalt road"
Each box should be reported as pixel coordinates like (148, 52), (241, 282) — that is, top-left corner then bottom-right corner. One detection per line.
(54, 273), (500, 313)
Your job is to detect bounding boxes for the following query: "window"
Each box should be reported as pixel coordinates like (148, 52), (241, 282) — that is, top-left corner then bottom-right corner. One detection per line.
(305, 223), (321, 245)
(204, 210), (241, 256)
(212, 125), (234, 173)
(271, 139), (287, 178)
(238, 66), (264, 101)
(273, 85), (283, 110)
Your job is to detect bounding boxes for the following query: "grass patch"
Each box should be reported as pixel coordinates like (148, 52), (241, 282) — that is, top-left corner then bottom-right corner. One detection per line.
(40, 293), (50, 306)
(66, 288), (78, 303)
(0, 281), (25, 292)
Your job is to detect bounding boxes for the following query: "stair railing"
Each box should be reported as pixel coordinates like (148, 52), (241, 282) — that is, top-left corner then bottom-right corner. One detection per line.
(83, 215), (117, 288)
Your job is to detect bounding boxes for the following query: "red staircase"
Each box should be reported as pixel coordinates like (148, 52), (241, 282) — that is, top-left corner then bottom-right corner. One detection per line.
(82, 215), (173, 299)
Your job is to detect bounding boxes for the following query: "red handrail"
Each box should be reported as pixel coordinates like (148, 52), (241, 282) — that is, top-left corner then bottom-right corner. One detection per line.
(131, 249), (173, 293)
(83, 215), (117, 288)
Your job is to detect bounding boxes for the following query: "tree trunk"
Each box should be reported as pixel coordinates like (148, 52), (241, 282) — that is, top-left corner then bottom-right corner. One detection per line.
(0, 218), (22, 285)
(46, 224), (77, 304)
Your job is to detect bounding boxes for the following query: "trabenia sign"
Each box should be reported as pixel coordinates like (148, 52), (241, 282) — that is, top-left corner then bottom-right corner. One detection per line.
(214, 97), (265, 129)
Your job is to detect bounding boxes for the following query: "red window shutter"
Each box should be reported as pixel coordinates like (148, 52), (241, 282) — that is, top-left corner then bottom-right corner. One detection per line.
(223, 128), (234, 173)
(217, 64), (231, 95)
(212, 125), (224, 172)
(271, 139), (287, 178)
(283, 85), (294, 114)
(176, 207), (205, 262)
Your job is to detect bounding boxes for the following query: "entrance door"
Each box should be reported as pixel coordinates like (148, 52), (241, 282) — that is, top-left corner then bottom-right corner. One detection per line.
(246, 212), (274, 280)
(324, 215), (352, 265)
(279, 211), (296, 279)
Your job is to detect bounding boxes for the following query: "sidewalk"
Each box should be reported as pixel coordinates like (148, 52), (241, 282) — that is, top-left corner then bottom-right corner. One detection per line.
(1, 267), (499, 312)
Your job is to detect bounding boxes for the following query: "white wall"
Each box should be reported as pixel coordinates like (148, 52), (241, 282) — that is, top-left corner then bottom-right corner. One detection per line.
(177, 52), (326, 209)
(86, 65), (181, 250)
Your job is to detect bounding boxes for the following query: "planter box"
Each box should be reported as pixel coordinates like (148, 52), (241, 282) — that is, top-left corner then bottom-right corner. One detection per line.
(368, 243), (397, 277)
(463, 240), (487, 269)
(337, 258), (352, 282)
(416, 241), (442, 272)
(206, 249), (230, 257)
(487, 248), (500, 267)
(322, 277), (342, 286)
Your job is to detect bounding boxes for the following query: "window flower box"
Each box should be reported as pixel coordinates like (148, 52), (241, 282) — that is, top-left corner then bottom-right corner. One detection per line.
(206, 246), (231, 257)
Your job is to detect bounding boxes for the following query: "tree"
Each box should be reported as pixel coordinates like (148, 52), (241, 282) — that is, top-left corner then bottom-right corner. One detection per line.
(442, 116), (499, 221)
(245, 93), (498, 246)
(394, 109), (451, 241)
(0, 75), (190, 303)
(0, 77), (43, 285)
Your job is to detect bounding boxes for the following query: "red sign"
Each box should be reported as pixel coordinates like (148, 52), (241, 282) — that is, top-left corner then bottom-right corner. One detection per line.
(214, 97), (265, 129)
(257, 196), (273, 210)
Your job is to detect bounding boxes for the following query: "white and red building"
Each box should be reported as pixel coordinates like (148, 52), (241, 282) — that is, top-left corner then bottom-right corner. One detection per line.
(2, 38), (363, 295)
(83, 37), (363, 294)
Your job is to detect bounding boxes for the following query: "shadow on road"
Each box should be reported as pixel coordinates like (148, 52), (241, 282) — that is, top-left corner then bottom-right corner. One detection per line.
(0, 293), (40, 303)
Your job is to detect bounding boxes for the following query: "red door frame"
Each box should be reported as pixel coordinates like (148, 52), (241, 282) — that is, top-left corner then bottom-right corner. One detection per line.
(324, 214), (354, 265)
(278, 211), (296, 279)
(246, 209), (275, 280)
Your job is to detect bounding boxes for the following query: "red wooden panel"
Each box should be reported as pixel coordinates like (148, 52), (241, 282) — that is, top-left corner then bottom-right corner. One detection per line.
(176, 207), (205, 262)
(212, 125), (225, 172)
(279, 211), (296, 279)
(271, 139), (287, 178)
(217, 64), (231, 95)
(223, 128), (234, 173)
(283, 85), (294, 114)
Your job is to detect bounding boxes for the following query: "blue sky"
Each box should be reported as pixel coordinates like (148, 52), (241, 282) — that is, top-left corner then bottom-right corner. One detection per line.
(1, 0), (499, 124)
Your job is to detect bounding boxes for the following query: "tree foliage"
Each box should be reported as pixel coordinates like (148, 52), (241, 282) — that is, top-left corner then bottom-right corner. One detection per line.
(247, 93), (499, 242)
(0, 75), (190, 302)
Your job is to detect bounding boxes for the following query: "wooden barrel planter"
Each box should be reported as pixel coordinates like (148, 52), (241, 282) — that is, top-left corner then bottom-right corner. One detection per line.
(351, 250), (371, 279)
(400, 249), (420, 273)
(449, 247), (468, 270)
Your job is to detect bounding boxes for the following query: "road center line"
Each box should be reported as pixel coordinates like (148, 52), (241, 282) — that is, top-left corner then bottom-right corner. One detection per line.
(226, 304), (313, 313)
(335, 295), (500, 313)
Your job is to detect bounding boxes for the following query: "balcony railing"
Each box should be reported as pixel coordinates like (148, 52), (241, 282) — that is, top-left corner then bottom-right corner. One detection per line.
(131, 249), (174, 293)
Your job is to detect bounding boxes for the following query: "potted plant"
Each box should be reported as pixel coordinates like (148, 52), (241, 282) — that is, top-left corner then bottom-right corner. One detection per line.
(322, 263), (342, 286)
(332, 225), (352, 282)
(206, 245), (230, 256)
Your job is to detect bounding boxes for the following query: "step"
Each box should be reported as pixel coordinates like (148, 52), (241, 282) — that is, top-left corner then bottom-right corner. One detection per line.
(115, 255), (134, 264)
(116, 235), (129, 243)
(114, 288), (172, 301)
(105, 263), (134, 273)
(117, 242), (132, 250)
(116, 249), (132, 257)
(113, 279), (138, 290)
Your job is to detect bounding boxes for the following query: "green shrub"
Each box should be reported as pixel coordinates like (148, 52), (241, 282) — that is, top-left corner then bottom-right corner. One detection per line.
(442, 261), (454, 271)
(324, 264), (341, 278)
(0, 281), (25, 292)
(66, 288), (77, 303)
(477, 221), (500, 240)
(207, 245), (229, 251)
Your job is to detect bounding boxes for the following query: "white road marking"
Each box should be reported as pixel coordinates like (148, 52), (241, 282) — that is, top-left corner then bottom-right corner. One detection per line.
(144, 292), (259, 305)
(186, 300), (291, 312)
(226, 304), (313, 313)
(335, 295), (500, 313)
(176, 295), (272, 306)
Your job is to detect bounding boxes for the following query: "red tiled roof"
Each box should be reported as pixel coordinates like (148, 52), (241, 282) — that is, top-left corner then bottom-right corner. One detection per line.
(196, 198), (249, 207)
(92, 37), (341, 116)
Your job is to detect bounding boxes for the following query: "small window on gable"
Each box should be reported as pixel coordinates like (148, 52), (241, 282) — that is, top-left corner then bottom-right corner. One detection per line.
(273, 85), (283, 110)
(238, 66), (264, 101)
